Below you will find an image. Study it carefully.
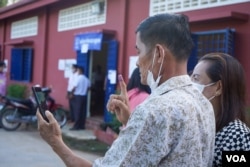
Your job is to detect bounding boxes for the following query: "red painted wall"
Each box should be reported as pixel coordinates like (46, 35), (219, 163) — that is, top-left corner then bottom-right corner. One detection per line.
(42, 0), (150, 107)
(2, 8), (50, 89)
(0, 0), (250, 108)
(44, 0), (133, 107)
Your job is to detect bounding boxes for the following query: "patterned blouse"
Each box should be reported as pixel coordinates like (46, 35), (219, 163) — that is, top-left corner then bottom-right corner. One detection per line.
(93, 75), (215, 167)
(213, 119), (250, 167)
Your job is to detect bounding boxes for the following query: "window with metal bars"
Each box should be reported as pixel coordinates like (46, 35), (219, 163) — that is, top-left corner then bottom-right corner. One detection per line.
(188, 28), (235, 72)
(58, 0), (106, 32)
(10, 48), (33, 82)
(149, 0), (249, 15)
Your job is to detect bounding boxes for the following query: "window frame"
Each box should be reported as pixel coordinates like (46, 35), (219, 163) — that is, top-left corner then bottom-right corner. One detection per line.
(10, 47), (33, 82)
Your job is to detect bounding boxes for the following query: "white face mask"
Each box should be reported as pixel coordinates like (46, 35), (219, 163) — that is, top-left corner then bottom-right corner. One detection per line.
(192, 82), (215, 93)
(147, 49), (164, 92)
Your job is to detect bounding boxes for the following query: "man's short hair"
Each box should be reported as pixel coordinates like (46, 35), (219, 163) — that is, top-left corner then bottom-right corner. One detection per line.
(77, 65), (85, 73)
(72, 64), (78, 68)
(136, 13), (194, 61)
(0, 61), (6, 67)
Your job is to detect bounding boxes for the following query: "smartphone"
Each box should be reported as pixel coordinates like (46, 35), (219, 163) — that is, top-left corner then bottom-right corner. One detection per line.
(32, 85), (49, 122)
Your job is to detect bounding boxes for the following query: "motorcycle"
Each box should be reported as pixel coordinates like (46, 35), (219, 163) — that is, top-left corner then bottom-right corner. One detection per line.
(0, 87), (67, 131)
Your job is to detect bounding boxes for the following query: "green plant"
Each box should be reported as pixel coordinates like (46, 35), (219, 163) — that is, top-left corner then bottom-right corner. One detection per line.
(63, 136), (109, 156)
(0, 0), (7, 7)
(100, 114), (122, 134)
(7, 84), (28, 99)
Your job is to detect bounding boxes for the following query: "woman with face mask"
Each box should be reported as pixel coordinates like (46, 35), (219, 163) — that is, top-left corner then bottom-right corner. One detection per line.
(191, 52), (250, 167)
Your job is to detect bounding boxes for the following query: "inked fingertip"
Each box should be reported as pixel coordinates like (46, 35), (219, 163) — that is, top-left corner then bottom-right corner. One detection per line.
(118, 74), (123, 82)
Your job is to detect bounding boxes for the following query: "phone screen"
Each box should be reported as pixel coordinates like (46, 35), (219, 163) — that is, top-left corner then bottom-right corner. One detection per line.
(32, 86), (49, 122)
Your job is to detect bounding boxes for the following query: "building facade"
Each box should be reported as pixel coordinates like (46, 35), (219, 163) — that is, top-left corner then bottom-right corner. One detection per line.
(0, 0), (249, 121)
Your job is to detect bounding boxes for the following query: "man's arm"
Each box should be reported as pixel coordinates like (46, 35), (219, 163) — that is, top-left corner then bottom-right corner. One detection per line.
(36, 110), (93, 167)
(52, 137), (92, 167)
(69, 76), (78, 97)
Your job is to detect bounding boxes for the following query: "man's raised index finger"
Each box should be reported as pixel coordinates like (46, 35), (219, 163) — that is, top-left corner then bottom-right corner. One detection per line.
(118, 74), (127, 96)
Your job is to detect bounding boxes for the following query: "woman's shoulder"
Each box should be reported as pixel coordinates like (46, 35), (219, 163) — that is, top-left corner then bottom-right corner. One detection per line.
(216, 119), (250, 149)
(213, 120), (250, 167)
(128, 88), (149, 98)
(227, 120), (250, 134)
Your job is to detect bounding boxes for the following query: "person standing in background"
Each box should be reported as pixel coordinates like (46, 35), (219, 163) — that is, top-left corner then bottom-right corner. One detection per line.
(117, 67), (150, 130)
(0, 61), (7, 97)
(0, 61), (6, 128)
(66, 64), (78, 122)
(92, 65), (105, 115)
(127, 67), (150, 112)
(70, 66), (90, 130)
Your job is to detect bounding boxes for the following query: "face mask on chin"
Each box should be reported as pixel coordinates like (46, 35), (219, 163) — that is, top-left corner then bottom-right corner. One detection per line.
(146, 49), (164, 92)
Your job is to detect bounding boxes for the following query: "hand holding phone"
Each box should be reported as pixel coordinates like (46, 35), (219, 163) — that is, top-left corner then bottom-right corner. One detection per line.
(32, 86), (49, 122)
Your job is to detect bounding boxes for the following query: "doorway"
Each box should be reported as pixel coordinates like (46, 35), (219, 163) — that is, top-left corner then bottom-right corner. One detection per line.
(88, 43), (108, 116)
(76, 34), (118, 122)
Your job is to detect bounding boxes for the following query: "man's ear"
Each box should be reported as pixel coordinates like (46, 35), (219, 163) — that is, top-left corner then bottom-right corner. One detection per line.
(156, 44), (165, 63)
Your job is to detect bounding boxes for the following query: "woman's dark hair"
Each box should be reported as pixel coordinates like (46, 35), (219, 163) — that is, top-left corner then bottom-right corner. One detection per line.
(136, 13), (194, 61)
(200, 53), (246, 132)
(127, 68), (151, 94)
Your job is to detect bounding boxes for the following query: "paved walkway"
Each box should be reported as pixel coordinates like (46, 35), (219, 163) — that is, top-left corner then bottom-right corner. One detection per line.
(61, 123), (97, 140)
(61, 123), (103, 162)
(0, 125), (101, 167)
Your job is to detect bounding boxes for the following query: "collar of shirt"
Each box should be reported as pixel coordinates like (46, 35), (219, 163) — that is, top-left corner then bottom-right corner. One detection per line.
(151, 75), (192, 96)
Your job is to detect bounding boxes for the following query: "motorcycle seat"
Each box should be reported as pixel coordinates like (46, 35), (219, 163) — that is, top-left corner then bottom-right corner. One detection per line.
(6, 97), (34, 108)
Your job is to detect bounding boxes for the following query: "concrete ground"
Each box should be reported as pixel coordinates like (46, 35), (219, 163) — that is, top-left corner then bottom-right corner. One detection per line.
(0, 123), (102, 167)
(61, 122), (97, 140)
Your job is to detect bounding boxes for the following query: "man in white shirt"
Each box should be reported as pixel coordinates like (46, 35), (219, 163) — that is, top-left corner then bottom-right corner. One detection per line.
(66, 64), (78, 122)
(70, 65), (90, 130)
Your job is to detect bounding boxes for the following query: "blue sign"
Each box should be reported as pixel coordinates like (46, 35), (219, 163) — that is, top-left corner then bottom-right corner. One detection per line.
(74, 32), (103, 51)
